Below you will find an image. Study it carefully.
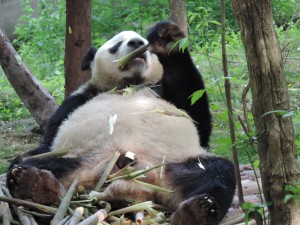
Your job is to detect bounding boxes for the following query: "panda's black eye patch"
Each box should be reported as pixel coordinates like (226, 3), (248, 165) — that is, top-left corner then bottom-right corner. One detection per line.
(109, 41), (123, 54)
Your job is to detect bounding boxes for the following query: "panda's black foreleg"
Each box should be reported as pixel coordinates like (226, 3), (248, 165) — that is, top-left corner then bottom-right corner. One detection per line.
(7, 157), (82, 204)
(166, 156), (236, 225)
(11, 85), (101, 161)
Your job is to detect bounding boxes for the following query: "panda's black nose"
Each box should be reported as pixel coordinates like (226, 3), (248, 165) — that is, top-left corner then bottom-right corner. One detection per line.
(127, 38), (145, 49)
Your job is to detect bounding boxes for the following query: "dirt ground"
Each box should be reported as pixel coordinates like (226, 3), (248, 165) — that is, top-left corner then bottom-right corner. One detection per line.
(0, 118), (42, 173)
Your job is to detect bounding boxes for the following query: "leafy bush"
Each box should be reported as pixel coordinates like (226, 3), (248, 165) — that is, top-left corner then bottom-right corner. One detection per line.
(14, 0), (66, 81)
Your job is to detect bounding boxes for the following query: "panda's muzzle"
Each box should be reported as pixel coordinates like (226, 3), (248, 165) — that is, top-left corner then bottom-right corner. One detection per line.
(119, 52), (147, 71)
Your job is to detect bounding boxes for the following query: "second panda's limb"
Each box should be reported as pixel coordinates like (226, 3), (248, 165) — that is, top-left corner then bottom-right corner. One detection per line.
(159, 53), (212, 149)
(147, 21), (212, 148)
(165, 156), (236, 223)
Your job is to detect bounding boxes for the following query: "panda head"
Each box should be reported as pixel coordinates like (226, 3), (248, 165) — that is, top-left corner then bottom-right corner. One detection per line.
(82, 31), (163, 91)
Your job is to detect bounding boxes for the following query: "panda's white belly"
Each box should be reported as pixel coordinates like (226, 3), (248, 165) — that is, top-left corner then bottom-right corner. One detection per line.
(52, 90), (206, 164)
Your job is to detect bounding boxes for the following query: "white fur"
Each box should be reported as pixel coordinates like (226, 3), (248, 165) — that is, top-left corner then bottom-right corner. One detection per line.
(90, 31), (163, 91)
(51, 90), (206, 206)
(53, 90), (205, 159)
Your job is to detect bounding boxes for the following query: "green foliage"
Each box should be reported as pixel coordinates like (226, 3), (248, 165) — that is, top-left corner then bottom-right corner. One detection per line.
(272, 0), (300, 27)
(92, 0), (169, 45)
(14, 0), (66, 81)
(169, 38), (189, 54)
(0, 71), (31, 121)
(242, 202), (271, 225)
(187, 6), (222, 52)
(0, 0), (65, 121)
(285, 179), (300, 203)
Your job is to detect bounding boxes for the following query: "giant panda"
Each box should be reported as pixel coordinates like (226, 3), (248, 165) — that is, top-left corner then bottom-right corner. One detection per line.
(21, 29), (163, 157)
(7, 21), (236, 225)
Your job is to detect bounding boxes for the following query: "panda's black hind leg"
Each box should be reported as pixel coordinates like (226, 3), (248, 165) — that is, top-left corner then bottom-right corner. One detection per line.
(171, 193), (219, 225)
(7, 157), (82, 204)
(7, 165), (65, 204)
(165, 156), (236, 224)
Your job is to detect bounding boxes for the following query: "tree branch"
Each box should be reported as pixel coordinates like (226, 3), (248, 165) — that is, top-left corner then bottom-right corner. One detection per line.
(0, 28), (58, 131)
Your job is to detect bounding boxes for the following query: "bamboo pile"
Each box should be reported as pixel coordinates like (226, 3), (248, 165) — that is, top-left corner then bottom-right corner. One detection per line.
(0, 151), (171, 225)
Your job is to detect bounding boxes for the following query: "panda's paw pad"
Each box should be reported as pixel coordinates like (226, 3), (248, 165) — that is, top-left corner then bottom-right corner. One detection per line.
(197, 195), (219, 220)
(171, 194), (219, 225)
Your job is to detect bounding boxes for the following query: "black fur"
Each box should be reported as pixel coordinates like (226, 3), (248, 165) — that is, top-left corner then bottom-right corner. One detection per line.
(147, 21), (212, 148)
(127, 38), (145, 49)
(108, 41), (123, 54)
(20, 84), (101, 158)
(166, 156), (236, 221)
(81, 47), (97, 71)
(7, 157), (83, 206)
(7, 157), (82, 181)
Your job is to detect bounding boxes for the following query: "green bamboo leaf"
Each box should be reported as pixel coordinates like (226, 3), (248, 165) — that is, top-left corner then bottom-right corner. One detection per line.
(168, 39), (182, 54)
(179, 38), (189, 53)
(189, 89), (206, 105)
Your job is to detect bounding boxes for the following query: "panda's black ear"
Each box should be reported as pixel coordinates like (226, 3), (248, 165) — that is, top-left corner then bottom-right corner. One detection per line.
(81, 47), (97, 71)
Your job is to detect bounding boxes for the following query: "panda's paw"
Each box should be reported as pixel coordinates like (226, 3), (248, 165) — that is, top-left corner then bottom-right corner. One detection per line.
(170, 194), (219, 225)
(147, 21), (186, 55)
(8, 166), (65, 204)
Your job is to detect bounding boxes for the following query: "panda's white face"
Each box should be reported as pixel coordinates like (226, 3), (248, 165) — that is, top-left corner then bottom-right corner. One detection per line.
(91, 31), (163, 91)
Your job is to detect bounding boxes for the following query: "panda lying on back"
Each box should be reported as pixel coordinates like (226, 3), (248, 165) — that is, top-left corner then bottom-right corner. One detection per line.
(7, 21), (235, 225)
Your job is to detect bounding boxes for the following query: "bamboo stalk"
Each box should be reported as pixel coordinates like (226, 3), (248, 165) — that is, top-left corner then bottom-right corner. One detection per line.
(109, 201), (153, 216)
(28, 215), (38, 225)
(135, 211), (144, 225)
(25, 148), (70, 160)
(2, 202), (11, 225)
(0, 196), (57, 214)
(18, 206), (52, 218)
(106, 163), (165, 183)
(89, 191), (111, 201)
(107, 164), (135, 180)
(68, 207), (84, 225)
(16, 207), (31, 225)
(51, 178), (78, 225)
(56, 216), (71, 225)
(113, 44), (149, 68)
(133, 179), (172, 193)
(95, 151), (120, 192)
(78, 209), (108, 225)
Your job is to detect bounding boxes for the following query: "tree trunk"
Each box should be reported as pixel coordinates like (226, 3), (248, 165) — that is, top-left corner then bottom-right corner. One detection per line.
(169, 0), (188, 37)
(64, 0), (92, 97)
(0, 28), (58, 132)
(231, 1), (300, 224)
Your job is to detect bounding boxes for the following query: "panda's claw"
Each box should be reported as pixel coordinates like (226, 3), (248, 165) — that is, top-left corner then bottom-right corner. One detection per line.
(171, 194), (219, 225)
